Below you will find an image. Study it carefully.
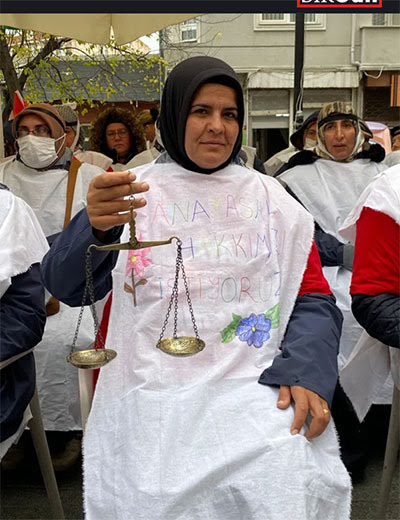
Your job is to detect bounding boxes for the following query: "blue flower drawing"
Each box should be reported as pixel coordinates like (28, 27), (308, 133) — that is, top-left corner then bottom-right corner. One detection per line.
(235, 313), (272, 348)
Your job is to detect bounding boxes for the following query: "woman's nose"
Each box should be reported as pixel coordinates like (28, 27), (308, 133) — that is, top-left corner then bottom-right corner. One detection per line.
(207, 113), (224, 132)
(335, 123), (345, 139)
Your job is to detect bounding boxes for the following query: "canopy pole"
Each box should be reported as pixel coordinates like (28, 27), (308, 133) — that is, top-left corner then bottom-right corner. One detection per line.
(293, 13), (305, 131)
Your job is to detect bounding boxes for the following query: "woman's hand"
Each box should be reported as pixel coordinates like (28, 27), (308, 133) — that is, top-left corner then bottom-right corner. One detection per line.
(277, 385), (331, 440)
(86, 171), (149, 233)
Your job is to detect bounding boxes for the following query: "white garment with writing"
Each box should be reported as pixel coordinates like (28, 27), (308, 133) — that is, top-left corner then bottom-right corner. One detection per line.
(83, 162), (351, 520)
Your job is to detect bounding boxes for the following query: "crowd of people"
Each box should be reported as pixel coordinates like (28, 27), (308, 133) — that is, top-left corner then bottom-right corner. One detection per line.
(0, 54), (399, 519)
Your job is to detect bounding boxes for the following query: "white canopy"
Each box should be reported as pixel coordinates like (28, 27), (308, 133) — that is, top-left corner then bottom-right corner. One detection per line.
(0, 13), (200, 45)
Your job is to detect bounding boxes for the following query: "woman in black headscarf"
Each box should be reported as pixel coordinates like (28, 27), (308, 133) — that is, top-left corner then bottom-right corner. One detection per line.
(158, 56), (244, 173)
(41, 56), (351, 520)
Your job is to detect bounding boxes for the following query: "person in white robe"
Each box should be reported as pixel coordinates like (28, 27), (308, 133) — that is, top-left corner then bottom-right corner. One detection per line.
(0, 103), (105, 452)
(88, 106), (146, 171)
(0, 187), (48, 459)
(42, 56), (351, 519)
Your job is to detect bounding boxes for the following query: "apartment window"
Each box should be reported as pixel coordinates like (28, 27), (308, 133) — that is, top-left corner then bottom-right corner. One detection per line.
(180, 19), (197, 42)
(372, 14), (387, 25)
(255, 13), (325, 31)
(261, 13), (317, 23)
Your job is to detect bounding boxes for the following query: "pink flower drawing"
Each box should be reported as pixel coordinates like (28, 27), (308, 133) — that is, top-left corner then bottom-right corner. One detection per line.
(124, 236), (152, 307)
(125, 237), (153, 278)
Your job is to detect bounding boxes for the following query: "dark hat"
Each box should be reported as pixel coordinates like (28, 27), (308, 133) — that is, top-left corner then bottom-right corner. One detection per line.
(390, 126), (400, 139)
(290, 110), (319, 150)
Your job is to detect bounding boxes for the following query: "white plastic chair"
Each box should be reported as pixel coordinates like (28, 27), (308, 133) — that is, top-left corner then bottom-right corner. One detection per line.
(0, 349), (65, 519)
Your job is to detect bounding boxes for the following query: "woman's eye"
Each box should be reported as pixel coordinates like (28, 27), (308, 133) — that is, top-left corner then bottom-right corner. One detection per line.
(193, 108), (207, 115)
(224, 112), (237, 119)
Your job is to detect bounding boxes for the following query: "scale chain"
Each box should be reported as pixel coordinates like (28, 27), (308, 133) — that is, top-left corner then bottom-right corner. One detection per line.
(85, 246), (105, 348)
(157, 238), (200, 344)
(69, 246), (105, 356)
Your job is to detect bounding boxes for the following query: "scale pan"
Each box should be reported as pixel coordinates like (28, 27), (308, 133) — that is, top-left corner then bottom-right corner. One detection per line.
(157, 336), (205, 357)
(67, 348), (117, 369)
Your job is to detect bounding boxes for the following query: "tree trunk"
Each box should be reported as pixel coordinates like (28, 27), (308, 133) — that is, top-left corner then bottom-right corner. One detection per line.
(0, 30), (71, 123)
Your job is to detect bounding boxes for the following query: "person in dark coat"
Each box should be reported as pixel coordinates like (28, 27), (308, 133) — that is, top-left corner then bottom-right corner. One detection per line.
(264, 110), (319, 177)
(337, 165), (399, 463)
(0, 186), (48, 458)
(276, 102), (388, 480)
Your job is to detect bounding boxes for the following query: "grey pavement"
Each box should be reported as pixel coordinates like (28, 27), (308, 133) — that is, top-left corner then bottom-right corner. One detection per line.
(0, 447), (398, 520)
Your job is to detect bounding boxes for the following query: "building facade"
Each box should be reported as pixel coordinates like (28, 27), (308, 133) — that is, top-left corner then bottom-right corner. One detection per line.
(163, 13), (400, 161)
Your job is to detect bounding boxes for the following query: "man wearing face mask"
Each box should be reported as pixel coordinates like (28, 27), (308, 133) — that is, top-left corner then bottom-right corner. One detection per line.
(264, 111), (319, 177)
(0, 103), (105, 469)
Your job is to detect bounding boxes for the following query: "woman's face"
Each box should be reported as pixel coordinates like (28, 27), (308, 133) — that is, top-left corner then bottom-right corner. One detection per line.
(392, 134), (400, 152)
(184, 83), (239, 170)
(323, 119), (356, 160)
(105, 122), (132, 159)
(304, 122), (317, 143)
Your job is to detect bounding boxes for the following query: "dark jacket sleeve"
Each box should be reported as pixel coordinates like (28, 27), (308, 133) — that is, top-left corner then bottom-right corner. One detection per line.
(314, 225), (354, 271)
(258, 293), (342, 407)
(41, 208), (123, 307)
(351, 293), (400, 349)
(281, 188), (353, 271)
(0, 264), (46, 441)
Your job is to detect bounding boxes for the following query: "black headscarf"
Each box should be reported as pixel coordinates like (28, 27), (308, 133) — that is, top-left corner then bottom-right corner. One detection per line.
(159, 56), (244, 173)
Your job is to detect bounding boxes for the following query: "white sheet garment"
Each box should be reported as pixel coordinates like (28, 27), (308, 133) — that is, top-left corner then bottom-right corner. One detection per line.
(280, 158), (385, 371)
(83, 162), (351, 520)
(0, 189), (49, 297)
(0, 157), (104, 430)
(339, 165), (400, 420)
(0, 190), (48, 456)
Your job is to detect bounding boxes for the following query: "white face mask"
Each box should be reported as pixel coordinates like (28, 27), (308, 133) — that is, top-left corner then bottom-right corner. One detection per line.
(304, 138), (317, 150)
(18, 134), (65, 169)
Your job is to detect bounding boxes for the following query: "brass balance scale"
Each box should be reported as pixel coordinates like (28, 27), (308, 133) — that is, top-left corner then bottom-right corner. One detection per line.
(67, 190), (205, 369)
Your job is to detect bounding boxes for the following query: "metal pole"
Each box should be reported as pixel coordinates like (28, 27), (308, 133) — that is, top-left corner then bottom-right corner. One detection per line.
(293, 13), (305, 131)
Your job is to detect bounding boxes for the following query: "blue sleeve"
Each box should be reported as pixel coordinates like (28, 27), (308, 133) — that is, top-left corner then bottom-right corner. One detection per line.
(258, 293), (342, 407)
(0, 263), (46, 441)
(1, 263), (46, 361)
(41, 208), (123, 307)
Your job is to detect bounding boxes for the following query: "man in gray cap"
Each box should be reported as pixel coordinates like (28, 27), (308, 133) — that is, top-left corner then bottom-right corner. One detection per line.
(55, 104), (113, 171)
